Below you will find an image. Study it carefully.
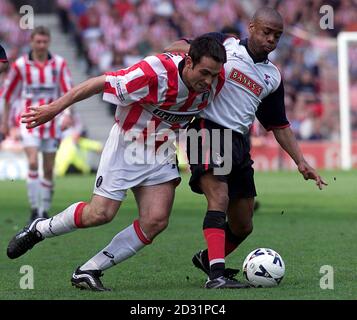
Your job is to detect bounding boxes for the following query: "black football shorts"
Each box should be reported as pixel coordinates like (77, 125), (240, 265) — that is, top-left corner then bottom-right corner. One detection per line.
(187, 117), (256, 199)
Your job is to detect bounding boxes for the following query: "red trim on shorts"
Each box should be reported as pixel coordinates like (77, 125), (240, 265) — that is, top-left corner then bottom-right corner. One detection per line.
(74, 202), (87, 228)
(133, 219), (152, 245)
(28, 172), (39, 179)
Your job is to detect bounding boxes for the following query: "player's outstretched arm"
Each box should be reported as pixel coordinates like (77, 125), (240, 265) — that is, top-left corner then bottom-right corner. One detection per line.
(22, 75), (106, 129)
(164, 40), (190, 53)
(273, 126), (328, 190)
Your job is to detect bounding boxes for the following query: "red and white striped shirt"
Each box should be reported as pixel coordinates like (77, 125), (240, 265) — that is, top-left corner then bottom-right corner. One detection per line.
(103, 52), (225, 138)
(2, 52), (73, 139)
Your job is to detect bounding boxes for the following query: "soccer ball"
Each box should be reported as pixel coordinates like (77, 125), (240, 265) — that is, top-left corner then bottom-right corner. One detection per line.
(242, 248), (285, 287)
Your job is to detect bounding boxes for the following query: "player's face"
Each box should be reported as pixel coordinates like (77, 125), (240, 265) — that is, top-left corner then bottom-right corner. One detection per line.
(185, 56), (222, 93)
(31, 34), (50, 56)
(249, 19), (283, 56)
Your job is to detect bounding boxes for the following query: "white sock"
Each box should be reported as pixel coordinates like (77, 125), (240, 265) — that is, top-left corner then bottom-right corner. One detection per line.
(39, 178), (53, 216)
(27, 170), (40, 210)
(36, 202), (86, 238)
(80, 220), (151, 271)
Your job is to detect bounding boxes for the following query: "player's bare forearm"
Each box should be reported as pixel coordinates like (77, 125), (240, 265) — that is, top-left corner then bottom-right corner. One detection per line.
(164, 40), (190, 53)
(50, 75), (106, 114)
(22, 75), (106, 128)
(273, 126), (327, 189)
(273, 127), (304, 165)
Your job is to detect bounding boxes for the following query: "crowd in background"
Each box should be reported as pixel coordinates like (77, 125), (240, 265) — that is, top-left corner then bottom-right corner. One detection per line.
(1, 0), (357, 148)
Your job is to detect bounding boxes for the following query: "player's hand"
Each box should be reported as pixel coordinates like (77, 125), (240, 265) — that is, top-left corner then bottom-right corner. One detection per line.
(297, 160), (328, 190)
(21, 105), (58, 129)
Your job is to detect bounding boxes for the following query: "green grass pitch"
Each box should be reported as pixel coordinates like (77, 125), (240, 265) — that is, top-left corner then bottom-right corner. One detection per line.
(0, 170), (356, 300)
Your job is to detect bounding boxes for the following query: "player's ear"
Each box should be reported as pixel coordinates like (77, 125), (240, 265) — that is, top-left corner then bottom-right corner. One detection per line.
(185, 56), (193, 69)
(248, 22), (255, 35)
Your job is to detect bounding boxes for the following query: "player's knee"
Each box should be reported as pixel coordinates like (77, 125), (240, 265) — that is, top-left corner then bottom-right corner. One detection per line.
(141, 215), (169, 237)
(231, 222), (253, 238)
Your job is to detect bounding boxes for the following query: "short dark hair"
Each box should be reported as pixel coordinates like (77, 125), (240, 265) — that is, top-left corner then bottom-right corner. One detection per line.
(221, 26), (241, 38)
(31, 26), (51, 39)
(188, 35), (226, 67)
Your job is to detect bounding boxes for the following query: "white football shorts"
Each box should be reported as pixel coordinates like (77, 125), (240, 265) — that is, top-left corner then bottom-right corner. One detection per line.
(21, 133), (60, 153)
(93, 123), (181, 201)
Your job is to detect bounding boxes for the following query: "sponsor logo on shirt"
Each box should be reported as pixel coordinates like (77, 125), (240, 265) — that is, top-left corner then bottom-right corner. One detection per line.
(96, 176), (103, 188)
(116, 79), (126, 101)
(25, 86), (56, 96)
(232, 52), (244, 60)
(152, 108), (193, 124)
(228, 68), (262, 97)
(264, 74), (271, 85)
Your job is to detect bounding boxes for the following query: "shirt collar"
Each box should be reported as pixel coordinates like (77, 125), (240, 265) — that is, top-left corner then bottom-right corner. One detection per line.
(178, 58), (184, 79)
(28, 50), (53, 61)
(239, 38), (269, 64)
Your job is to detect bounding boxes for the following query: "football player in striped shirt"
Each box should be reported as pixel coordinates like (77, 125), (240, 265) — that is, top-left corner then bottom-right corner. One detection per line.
(6, 35), (240, 290)
(1, 26), (73, 222)
(166, 7), (327, 289)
